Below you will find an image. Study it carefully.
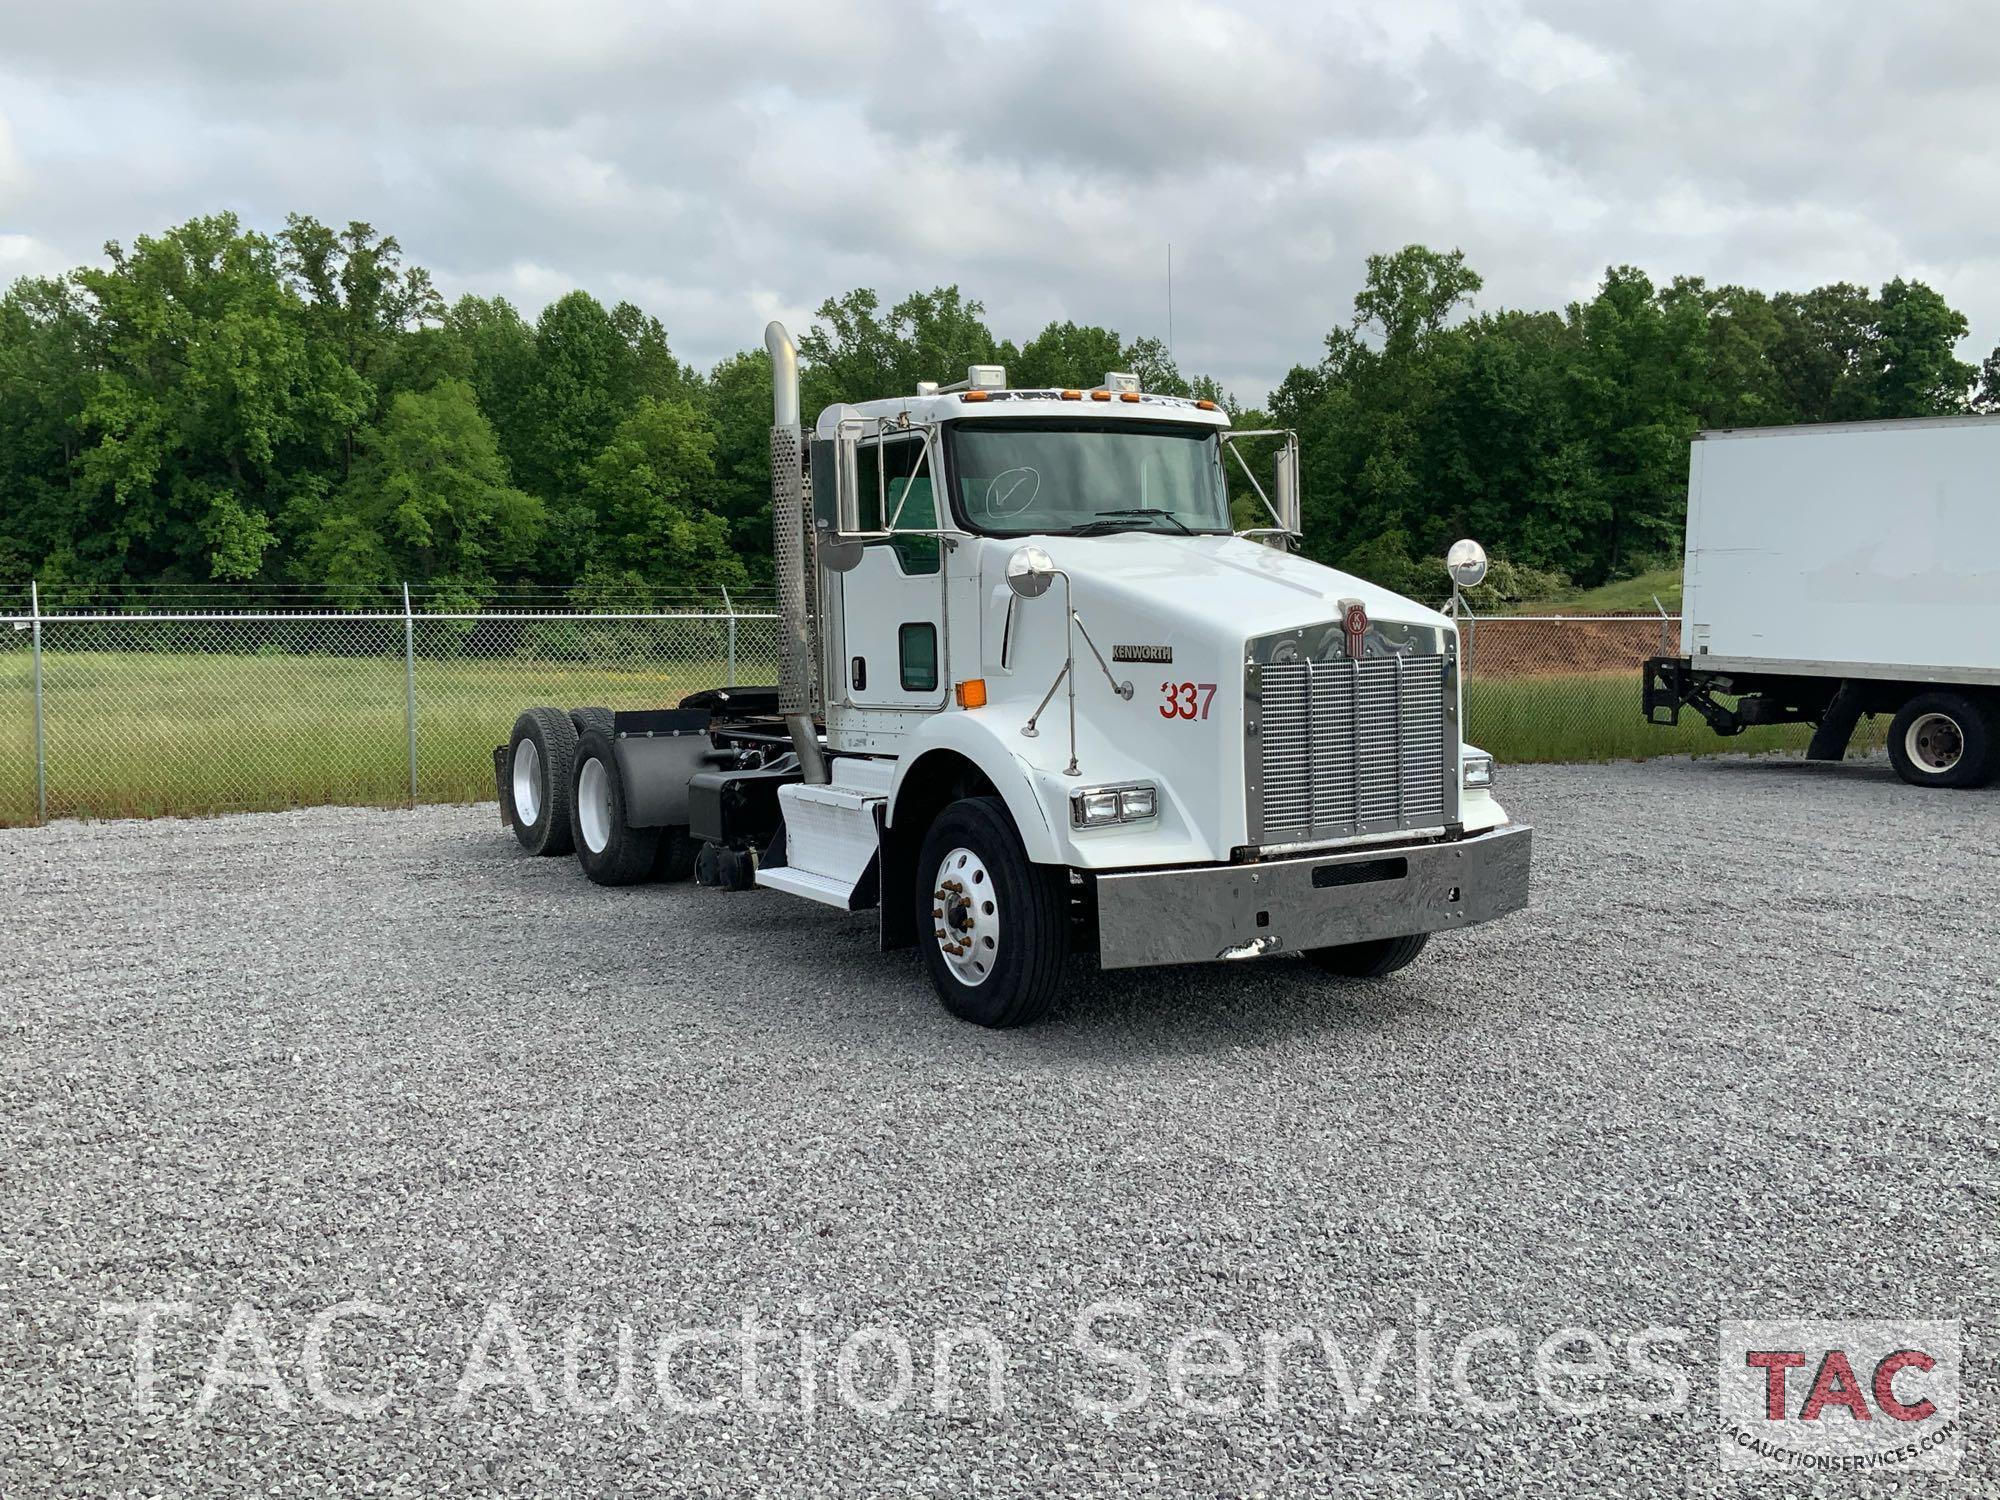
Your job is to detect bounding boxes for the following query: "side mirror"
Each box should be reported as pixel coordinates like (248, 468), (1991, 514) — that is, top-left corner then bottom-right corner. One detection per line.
(1005, 545), (1057, 599)
(1272, 434), (1301, 537)
(834, 423), (866, 536)
(820, 539), (864, 573)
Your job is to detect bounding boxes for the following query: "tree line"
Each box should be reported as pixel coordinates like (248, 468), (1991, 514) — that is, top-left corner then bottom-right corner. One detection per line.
(2, 213), (1992, 607)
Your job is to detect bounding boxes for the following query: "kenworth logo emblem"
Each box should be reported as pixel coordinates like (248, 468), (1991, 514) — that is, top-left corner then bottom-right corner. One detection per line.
(1113, 644), (1173, 663)
(1341, 600), (1369, 660)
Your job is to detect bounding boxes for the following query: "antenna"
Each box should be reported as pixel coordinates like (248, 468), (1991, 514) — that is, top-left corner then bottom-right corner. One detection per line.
(1166, 242), (1174, 363)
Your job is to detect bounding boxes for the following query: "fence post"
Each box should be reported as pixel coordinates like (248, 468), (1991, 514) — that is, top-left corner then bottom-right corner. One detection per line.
(402, 582), (419, 808)
(30, 579), (47, 825)
(721, 585), (737, 686)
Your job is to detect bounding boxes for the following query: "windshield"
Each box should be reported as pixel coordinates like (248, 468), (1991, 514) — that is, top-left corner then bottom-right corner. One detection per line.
(946, 421), (1231, 536)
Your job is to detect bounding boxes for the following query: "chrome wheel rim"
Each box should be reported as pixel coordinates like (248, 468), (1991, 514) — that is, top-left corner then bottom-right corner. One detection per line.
(1905, 712), (1963, 774)
(933, 846), (998, 987)
(577, 756), (612, 854)
(512, 737), (542, 826)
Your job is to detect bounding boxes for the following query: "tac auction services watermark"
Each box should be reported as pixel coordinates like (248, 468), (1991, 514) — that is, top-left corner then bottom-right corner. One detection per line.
(1718, 1319), (1962, 1473)
(94, 1296), (1692, 1429)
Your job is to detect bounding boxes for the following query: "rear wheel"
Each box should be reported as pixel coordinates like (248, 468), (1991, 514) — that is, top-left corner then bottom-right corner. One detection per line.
(1302, 932), (1430, 979)
(572, 729), (661, 885)
(654, 829), (699, 882)
(570, 706), (615, 739)
(1887, 691), (1996, 789)
(508, 708), (578, 856)
(915, 796), (1068, 1028)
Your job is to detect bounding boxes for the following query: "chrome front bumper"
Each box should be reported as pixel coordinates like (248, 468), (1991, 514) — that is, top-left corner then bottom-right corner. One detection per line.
(1091, 823), (1532, 970)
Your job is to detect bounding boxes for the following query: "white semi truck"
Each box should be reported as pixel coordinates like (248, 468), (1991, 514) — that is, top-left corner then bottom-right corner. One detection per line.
(497, 324), (1532, 1026)
(1644, 414), (2000, 788)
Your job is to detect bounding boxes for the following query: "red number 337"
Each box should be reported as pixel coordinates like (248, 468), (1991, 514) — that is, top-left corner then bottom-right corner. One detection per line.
(1159, 681), (1217, 720)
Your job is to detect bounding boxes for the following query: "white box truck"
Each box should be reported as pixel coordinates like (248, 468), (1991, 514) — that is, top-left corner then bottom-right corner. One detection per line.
(492, 324), (1532, 1027)
(1644, 414), (2000, 787)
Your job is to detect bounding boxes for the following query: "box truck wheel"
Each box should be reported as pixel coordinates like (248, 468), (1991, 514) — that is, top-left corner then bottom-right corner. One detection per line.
(1887, 692), (1995, 789)
(569, 706), (614, 738)
(507, 708), (578, 856)
(916, 796), (1069, 1028)
(571, 729), (662, 886)
(1303, 933), (1430, 979)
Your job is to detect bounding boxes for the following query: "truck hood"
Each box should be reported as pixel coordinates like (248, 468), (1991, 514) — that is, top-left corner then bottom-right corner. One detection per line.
(1016, 532), (1451, 639)
(963, 530), (1458, 869)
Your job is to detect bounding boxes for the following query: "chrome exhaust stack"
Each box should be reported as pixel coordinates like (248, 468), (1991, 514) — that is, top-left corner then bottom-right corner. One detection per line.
(765, 321), (829, 784)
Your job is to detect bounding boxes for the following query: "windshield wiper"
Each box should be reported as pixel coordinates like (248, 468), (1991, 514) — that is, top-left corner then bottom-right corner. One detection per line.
(1073, 508), (1196, 536)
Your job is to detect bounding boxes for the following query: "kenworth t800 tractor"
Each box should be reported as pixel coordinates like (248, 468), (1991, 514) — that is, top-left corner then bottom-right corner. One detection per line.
(498, 324), (1531, 1027)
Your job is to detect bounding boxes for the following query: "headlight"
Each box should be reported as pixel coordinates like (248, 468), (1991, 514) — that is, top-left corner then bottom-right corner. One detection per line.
(1071, 783), (1158, 827)
(1461, 750), (1494, 790)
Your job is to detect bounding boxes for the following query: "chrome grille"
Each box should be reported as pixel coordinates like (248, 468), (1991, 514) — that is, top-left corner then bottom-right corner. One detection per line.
(1249, 654), (1451, 845)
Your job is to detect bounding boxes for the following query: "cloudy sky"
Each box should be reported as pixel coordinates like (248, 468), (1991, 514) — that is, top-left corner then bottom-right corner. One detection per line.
(1, 0), (1994, 400)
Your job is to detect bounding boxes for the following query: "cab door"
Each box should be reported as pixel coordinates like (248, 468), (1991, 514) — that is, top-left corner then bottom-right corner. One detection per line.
(835, 432), (949, 729)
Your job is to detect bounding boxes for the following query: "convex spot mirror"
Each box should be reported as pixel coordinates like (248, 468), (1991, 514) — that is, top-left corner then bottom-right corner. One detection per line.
(1447, 538), (1489, 588)
(1006, 545), (1057, 599)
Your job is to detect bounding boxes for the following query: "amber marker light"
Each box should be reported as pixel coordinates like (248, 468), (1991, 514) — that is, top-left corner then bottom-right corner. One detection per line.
(955, 679), (988, 709)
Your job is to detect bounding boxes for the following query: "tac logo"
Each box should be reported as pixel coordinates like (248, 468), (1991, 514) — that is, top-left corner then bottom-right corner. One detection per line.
(1718, 1319), (1961, 1473)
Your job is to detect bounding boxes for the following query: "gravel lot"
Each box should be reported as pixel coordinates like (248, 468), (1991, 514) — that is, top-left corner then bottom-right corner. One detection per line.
(3, 758), (1994, 1496)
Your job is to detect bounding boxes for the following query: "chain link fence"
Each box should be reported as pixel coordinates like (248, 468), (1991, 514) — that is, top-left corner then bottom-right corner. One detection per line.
(0, 596), (1880, 828)
(1, 593), (777, 825)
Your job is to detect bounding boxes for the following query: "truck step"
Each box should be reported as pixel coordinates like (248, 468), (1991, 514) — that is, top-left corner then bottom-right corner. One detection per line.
(755, 865), (864, 909)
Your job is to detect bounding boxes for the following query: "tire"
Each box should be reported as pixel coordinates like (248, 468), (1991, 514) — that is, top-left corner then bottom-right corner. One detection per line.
(571, 729), (662, 885)
(915, 796), (1069, 1027)
(507, 708), (578, 856)
(570, 706), (615, 739)
(1886, 691), (1996, 789)
(1302, 932), (1430, 979)
(653, 828), (699, 882)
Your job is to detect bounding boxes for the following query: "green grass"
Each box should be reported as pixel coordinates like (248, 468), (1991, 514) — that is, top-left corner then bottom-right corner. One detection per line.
(1466, 671), (1885, 764)
(1508, 566), (1683, 615)
(1, 649), (775, 825)
(1, 648), (1867, 827)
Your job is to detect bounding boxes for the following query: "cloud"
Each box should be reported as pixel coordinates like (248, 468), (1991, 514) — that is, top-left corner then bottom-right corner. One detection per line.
(0, 0), (1992, 401)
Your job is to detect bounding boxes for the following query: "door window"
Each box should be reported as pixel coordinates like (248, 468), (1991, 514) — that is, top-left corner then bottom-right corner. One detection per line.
(856, 437), (940, 575)
(899, 623), (939, 693)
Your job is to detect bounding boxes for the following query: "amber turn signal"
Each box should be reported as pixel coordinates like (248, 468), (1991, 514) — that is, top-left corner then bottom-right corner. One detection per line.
(955, 679), (988, 709)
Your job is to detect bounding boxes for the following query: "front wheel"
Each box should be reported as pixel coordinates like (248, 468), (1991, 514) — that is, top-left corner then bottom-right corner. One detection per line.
(1887, 692), (1996, 789)
(1302, 932), (1430, 979)
(915, 796), (1069, 1028)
